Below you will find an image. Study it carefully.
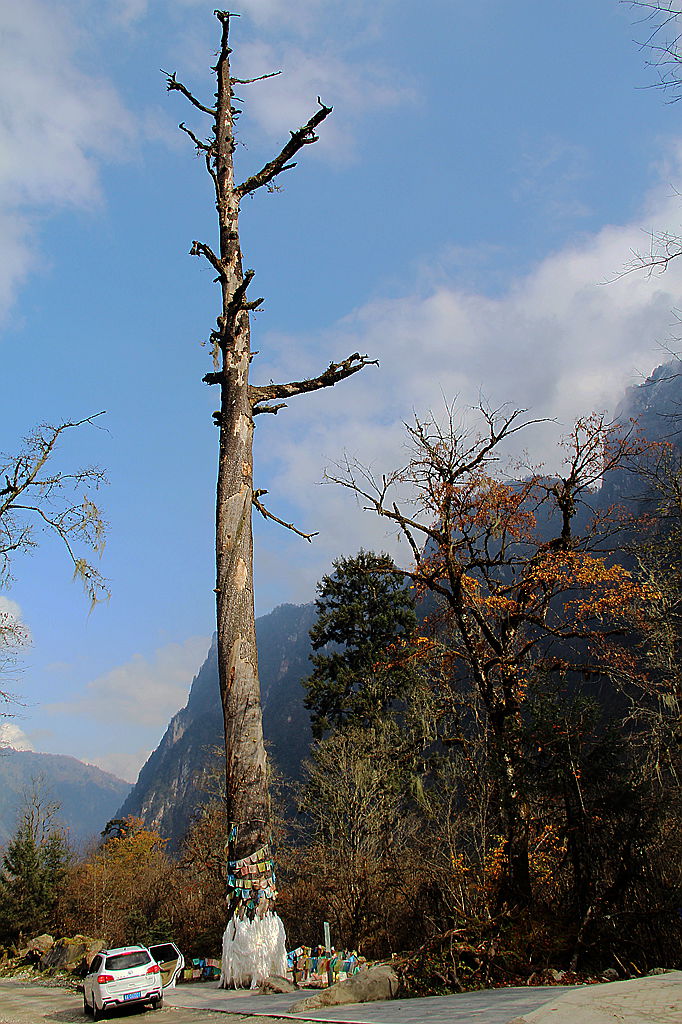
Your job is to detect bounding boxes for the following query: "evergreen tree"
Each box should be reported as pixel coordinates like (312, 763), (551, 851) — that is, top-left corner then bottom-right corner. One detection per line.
(303, 550), (419, 738)
(0, 803), (69, 945)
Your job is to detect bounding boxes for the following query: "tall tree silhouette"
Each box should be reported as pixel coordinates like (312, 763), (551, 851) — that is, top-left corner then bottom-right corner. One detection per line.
(165, 11), (374, 984)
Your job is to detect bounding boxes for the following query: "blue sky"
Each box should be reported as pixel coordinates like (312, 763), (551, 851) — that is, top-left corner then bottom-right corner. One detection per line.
(2, 0), (682, 785)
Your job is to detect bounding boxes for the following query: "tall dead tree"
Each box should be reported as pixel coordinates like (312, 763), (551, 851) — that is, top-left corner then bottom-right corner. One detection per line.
(166, 11), (374, 983)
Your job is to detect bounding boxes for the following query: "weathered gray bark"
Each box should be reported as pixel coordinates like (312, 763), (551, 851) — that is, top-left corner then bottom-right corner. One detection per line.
(212, 10), (269, 871)
(166, 9), (376, 940)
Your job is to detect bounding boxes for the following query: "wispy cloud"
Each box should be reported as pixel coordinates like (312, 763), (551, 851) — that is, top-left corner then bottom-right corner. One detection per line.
(112, 1), (387, 35)
(85, 748), (150, 785)
(46, 636), (210, 728)
(233, 40), (412, 160)
(513, 136), (592, 224)
(251, 149), (682, 601)
(0, 0), (132, 326)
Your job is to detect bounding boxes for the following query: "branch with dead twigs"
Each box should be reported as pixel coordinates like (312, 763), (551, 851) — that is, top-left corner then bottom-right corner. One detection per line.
(252, 489), (318, 541)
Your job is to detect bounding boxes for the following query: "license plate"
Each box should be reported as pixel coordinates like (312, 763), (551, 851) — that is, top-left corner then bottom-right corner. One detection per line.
(123, 992), (141, 1001)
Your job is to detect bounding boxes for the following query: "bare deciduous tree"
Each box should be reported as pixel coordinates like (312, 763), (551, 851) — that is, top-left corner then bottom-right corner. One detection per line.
(629, 2), (682, 98)
(0, 416), (107, 604)
(622, 3), (682, 274)
(166, 11), (374, 982)
(329, 404), (651, 908)
(0, 416), (107, 706)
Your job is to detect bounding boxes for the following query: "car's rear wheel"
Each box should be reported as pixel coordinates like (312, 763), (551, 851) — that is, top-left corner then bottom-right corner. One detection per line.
(83, 992), (91, 1016)
(91, 996), (102, 1021)
(152, 994), (163, 1010)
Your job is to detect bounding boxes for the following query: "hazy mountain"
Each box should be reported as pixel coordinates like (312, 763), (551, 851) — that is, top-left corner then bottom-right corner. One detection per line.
(602, 360), (682, 508)
(116, 602), (316, 848)
(0, 748), (131, 848)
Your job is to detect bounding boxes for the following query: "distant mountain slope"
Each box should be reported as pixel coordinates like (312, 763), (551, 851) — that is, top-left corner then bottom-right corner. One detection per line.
(0, 748), (130, 848)
(601, 360), (682, 508)
(617, 361), (682, 437)
(116, 602), (316, 848)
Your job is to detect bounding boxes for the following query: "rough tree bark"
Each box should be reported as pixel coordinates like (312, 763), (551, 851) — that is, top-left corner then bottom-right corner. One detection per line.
(166, 11), (375, 985)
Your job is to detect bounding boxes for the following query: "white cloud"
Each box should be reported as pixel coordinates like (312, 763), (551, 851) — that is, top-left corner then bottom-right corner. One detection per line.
(116, 1), (379, 33)
(106, 0), (151, 27)
(46, 636), (210, 728)
(0, 723), (35, 751)
(0, 0), (132, 325)
(0, 597), (24, 624)
(85, 749), (150, 785)
(513, 137), (591, 225)
(251, 149), (682, 596)
(0, 595), (30, 647)
(234, 40), (411, 158)
(0, 1), (404, 326)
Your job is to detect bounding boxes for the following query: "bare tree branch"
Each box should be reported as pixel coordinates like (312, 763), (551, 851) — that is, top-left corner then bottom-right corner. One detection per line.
(249, 353), (378, 406)
(232, 71), (283, 85)
(252, 489), (318, 541)
(236, 99), (333, 198)
(252, 402), (287, 416)
(323, 463), (444, 546)
(190, 241), (226, 280)
(223, 269), (256, 332)
(0, 415), (108, 605)
(179, 121), (211, 153)
(162, 70), (217, 116)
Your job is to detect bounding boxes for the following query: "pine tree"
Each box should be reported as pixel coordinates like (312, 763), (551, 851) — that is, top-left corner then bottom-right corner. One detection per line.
(303, 550), (419, 738)
(0, 815), (69, 945)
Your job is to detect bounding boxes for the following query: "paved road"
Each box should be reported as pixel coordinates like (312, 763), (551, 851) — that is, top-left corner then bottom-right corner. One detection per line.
(165, 980), (570, 1023)
(0, 977), (568, 1024)
(2, 973), (680, 1024)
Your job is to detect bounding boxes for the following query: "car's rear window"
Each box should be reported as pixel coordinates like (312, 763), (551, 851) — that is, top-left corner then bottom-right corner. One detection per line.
(105, 951), (151, 971)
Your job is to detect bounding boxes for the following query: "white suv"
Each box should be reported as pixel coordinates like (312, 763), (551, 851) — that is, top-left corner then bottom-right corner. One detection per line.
(83, 943), (183, 1018)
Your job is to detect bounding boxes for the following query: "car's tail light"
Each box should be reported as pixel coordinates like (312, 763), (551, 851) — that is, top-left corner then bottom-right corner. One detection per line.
(97, 974), (114, 983)
(146, 964), (160, 974)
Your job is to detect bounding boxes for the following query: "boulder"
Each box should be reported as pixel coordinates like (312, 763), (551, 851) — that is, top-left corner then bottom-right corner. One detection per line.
(260, 975), (296, 994)
(601, 968), (619, 982)
(288, 964), (399, 1013)
(40, 936), (103, 974)
(528, 968), (565, 985)
(28, 935), (54, 955)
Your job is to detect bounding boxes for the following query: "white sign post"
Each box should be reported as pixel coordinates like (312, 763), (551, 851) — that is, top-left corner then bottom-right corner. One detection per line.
(323, 921), (332, 986)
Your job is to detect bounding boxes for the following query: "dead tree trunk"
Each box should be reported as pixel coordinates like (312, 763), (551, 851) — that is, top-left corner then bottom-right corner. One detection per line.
(166, 10), (375, 986)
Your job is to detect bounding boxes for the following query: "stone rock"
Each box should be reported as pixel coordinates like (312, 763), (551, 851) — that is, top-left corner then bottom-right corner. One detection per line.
(647, 968), (671, 976)
(260, 975), (296, 994)
(40, 936), (103, 974)
(601, 968), (619, 982)
(28, 935), (54, 955)
(288, 964), (399, 1013)
(548, 969), (565, 983)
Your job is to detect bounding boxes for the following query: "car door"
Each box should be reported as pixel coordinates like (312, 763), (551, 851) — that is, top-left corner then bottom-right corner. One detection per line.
(84, 954), (103, 1003)
(148, 943), (185, 989)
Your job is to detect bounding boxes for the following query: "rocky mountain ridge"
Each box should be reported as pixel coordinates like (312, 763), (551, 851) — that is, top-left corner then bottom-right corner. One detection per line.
(116, 602), (316, 847)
